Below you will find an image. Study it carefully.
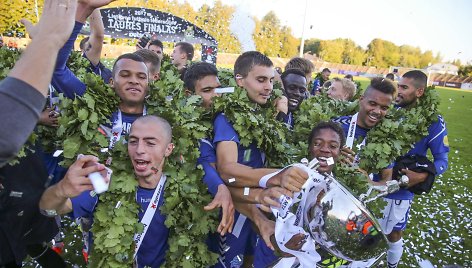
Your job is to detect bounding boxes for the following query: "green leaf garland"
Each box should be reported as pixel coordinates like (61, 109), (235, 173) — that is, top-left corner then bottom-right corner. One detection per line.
(212, 85), (293, 167)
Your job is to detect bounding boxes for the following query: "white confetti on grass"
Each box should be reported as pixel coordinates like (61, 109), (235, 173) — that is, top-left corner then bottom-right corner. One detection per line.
(400, 158), (472, 267)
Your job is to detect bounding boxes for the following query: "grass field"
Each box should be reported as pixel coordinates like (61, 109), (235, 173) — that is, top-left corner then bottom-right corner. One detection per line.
(356, 79), (472, 267)
(404, 87), (472, 267)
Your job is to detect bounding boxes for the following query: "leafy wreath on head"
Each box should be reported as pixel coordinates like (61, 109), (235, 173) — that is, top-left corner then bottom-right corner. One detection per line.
(212, 68), (293, 167)
(292, 85), (440, 201)
(52, 55), (219, 267)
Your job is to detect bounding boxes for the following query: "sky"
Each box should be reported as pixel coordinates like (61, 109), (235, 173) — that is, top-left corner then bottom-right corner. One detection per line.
(181, 0), (472, 64)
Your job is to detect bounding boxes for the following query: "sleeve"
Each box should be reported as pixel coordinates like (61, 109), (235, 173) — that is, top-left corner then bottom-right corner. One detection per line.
(428, 116), (450, 155)
(311, 79), (320, 95)
(198, 140), (224, 196)
(51, 21), (86, 99)
(428, 116), (449, 175)
(0, 77), (46, 166)
(213, 113), (240, 144)
(432, 152), (448, 175)
(71, 191), (99, 218)
(201, 162), (224, 197)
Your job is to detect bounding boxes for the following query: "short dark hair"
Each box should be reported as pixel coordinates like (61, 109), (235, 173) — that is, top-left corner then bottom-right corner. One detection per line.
(402, 70), (427, 88)
(175, 42), (194, 61)
(134, 49), (161, 74)
(112, 53), (145, 77)
(234, 51), (273, 78)
(284, 57), (314, 75)
(148, 39), (163, 50)
(385, 73), (395, 80)
(281, 68), (306, 81)
(365, 77), (396, 97)
(184, 62), (218, 92)
(344, 74), (353, 80)
(322, 68), (331, 73)
(308, 121), (346, 150)
(79, 37), (89, 51)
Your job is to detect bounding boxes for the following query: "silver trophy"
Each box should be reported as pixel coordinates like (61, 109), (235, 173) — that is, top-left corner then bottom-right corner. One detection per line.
(272, 158), (393, 267)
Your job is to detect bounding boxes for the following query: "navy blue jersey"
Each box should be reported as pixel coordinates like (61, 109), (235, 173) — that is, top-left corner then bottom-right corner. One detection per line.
(332, 115), (369, 143)
(51, 22), (87, 99)
(211, 113), (263, 267)
(71, 186), (169, 267)
(213, 113), (265, 168)
(198, 138), (224, 196)
(254, 237), (278, 267)
(108, 111), (142, 137)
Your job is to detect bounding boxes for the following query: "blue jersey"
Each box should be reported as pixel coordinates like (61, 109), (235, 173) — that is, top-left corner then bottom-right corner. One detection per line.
(71, 186), (169, 267)
(332, 115), (369, 142)
(213, 113), (265, 168)
(211, 113), (262, 267)
(107, 111), (142, 137)
(386, 115), (449, 200)
(198, 139), (224, 197)
(254, 237), (278, 268)
(51, 22), (87, 99)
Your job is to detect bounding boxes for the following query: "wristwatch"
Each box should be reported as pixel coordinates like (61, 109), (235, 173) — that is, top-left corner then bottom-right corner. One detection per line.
(40, 209), (58, 217)
(399, 175), (410, 187)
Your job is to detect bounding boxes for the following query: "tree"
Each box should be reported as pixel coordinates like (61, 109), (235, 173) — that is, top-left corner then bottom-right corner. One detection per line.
(303, 38), (321, 55)
(0, 0), (43, 36)
(458, 65), (472, 76)
(279, 26), (299, 58)
(194, 0), (240, 53)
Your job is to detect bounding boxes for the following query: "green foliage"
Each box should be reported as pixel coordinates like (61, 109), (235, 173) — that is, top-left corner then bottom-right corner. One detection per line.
(67, 51), (91, 81)
(293, 94), (358, 159)
(57, 72), (119, 166)
(358, 87), (440, 174)
(147, 57), (219, 267)
(89, 141), (140, 268)
(212, 85), (292, 167)
(458, 64), (472, 77)
(0, 46), (21, 79)
(217, 67), (238, 88)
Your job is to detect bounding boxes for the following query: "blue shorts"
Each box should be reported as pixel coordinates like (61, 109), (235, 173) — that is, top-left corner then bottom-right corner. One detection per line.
(210, 211), (257, 268)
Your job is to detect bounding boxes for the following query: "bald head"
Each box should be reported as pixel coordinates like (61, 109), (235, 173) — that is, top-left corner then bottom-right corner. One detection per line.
(131, 115), (172, 143)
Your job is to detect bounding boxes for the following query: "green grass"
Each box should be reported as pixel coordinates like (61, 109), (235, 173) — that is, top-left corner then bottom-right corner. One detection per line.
(402, 88), (472, 267)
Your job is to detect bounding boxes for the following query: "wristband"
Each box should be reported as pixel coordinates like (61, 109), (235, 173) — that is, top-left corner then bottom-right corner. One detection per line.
(243, 187), (250, 196)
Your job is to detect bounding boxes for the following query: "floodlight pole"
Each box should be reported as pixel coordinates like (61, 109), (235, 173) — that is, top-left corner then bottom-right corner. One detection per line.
(299, 0), (309, 57)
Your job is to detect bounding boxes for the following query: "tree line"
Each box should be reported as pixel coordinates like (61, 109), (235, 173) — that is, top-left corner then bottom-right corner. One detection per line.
(1, 0), (464, 70)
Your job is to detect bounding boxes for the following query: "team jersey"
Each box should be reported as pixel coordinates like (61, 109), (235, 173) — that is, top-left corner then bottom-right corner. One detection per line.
(108, 111), (142, 137)
(51, 22), (87, 99)
(213, 113), (265, 168)
(386, 115), (449, 200)
(332, 115), (370, 143)
(198, 138), (224, 197)
(211, 113), (263, 267)
(71, 186), (169, 268)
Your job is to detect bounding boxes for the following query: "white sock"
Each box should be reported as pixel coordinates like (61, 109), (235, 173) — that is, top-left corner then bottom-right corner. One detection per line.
(387, 239), (403, 268)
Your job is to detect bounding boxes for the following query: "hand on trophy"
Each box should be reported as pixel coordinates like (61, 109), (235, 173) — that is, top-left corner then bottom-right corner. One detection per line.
(272, 166), (309, 192)
(340, 146), (356, 166)
(255, 186), (293, 209)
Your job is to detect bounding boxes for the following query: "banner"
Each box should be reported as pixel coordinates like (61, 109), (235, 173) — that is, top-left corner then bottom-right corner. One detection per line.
(99, 7), (218, 63)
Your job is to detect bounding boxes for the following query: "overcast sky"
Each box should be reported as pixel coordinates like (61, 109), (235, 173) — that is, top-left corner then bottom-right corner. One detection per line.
(182, 0), (472, 64)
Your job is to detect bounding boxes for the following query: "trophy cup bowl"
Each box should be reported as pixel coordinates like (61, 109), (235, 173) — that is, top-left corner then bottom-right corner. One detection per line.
(305, 174), (388, 264)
